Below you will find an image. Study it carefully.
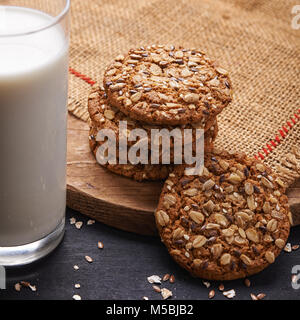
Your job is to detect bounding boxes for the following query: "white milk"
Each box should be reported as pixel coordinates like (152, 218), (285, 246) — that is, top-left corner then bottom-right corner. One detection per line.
(0, 6), (68, 246)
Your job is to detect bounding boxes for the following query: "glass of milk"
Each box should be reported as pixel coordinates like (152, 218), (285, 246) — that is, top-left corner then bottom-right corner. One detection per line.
(0, 0), (70, 266)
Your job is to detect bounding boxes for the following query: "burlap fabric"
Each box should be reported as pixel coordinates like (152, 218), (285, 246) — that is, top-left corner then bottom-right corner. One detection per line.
(68, 0), (299, 186)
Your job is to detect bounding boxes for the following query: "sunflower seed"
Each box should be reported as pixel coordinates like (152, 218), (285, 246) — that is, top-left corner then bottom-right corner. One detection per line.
(153, 285), (161, 293)
(169, 275), (175, 283)
(85, 255), (93, 263)
(162, 274), (170, 282)
(209, 290), (215, 299)
(244, 278), (251, 287)
(98, 241), (104, 249)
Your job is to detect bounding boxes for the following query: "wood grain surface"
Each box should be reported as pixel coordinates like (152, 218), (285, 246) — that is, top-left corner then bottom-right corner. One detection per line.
(67, 114), (300, 235)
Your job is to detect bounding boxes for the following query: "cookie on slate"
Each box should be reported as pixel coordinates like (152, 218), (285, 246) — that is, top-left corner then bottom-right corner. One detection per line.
(88, 86), (218, 167)
(155, 149), (291, 280)
(103, 45), (232, 126)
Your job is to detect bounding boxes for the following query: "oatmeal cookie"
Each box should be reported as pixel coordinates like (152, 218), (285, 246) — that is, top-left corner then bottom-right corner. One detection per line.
(89, 137), (173, 181)
(103, 45), (232, 126)
(155, 150), (291, 280)
(88, 85), (218, 165)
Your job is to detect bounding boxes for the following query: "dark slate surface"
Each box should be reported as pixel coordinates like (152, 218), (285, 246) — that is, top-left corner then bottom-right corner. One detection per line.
(0, 208), (300, 300)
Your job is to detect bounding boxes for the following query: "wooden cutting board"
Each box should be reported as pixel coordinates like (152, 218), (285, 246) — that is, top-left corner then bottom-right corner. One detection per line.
(67, 114), (300, 235)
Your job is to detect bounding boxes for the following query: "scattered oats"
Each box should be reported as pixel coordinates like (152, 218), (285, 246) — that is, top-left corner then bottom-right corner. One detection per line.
(75, 284), (81, 289)
(70, 217), (76, 225)
(161, 288), (172, 300)
(223, 289), (235, 299)
(209, 290), (215, 299)
(257, 293), (266, 300)
(85, 255), (93, 263)
(218, 283), (224, 291)
(147, 275), (162, 284)
(20, 281), (36, 292)
(152, 285), (161, 293)
(75, 221), (83, 229)
(284, 243), (292, 253)
(29, 284), (37, 292)
(169, 275), (175, 283)
(98, 241), (104, 249)
(203, 281), (211, 288)
(162, 274), (170, 282)
(292, 244), (299, 251)
(14, 283), (21, 292)
(87, 219), (95, 225)
(73, 265), (79, 270)
(142, 296), (149, 300)
(73, 294), (81, 300)
(251, 293), (258, 300)
(244, 278), (251, 287)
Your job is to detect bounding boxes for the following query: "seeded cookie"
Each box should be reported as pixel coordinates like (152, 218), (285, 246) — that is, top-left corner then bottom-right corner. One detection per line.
(89, 137), (173, 181)
(88, 85), (218, 165)
(103, 45), (232, 126)
(155, 150), (291, 280)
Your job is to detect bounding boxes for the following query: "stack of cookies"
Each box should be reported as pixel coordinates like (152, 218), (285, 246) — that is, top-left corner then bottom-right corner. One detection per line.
(88, 45), (291, 280)
(88, 45), (232, 181)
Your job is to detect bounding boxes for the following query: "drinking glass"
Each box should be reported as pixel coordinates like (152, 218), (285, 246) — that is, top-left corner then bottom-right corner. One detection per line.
(0, 0), (70, 266)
